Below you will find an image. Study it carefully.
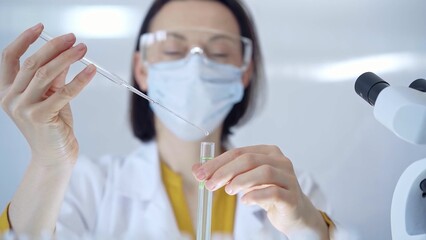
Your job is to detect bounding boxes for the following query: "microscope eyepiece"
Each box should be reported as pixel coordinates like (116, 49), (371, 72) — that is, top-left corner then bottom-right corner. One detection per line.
(420, 179), (426, 198)
(409, 79), (426, 92)
(355, 72), (390, 106)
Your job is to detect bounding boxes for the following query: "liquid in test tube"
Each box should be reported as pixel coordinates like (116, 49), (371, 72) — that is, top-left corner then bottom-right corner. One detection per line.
(196, 142), (214, 240)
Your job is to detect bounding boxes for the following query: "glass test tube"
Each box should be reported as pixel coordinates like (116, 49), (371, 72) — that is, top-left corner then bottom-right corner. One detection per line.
(196, 142), (215, 240)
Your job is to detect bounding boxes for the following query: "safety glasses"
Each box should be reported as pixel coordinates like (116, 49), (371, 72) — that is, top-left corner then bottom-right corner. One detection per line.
(139, 29), (252, 70)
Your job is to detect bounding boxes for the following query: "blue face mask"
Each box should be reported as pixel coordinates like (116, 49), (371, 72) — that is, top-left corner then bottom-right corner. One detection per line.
(147, 53), (244, 141)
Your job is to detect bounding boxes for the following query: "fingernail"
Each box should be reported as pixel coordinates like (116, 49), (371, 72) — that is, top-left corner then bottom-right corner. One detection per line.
(205, 180), (216, 191)
(64, 33), (75, 43)
(85, 65), (96, 74)
(196, 168), (206, 180)
(31, 23), (42, 31)
(75, 43), (86, 51)
(225, 186), (233, 195)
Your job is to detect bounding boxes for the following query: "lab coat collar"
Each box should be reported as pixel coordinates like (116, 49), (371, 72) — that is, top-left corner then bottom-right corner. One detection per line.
(114, 141), (161, 201)
(114, 141), (183, 238)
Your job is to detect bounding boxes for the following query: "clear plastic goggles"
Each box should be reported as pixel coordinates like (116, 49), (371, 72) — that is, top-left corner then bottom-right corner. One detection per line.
(139, 29), (252, 70)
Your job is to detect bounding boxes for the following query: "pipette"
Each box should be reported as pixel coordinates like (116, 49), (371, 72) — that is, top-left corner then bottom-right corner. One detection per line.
(39, 31), (209, 137)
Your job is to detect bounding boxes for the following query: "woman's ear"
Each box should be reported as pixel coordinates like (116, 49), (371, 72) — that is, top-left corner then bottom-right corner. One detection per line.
(242, 61), (253, 88)
(133, 52), (148, 91)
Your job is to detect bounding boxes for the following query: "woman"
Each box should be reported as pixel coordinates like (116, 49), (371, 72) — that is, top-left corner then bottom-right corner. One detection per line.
(0, 0), (337, 239)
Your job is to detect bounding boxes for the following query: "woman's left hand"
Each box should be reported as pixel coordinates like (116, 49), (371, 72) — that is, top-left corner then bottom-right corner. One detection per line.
(192, 145), (329, 239)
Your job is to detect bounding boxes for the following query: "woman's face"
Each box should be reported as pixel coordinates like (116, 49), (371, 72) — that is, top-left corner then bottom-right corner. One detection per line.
(134, 0), (250, 91)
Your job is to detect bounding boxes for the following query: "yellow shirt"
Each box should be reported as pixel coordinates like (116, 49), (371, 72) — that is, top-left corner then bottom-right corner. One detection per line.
(160, 161), (236, 239)
(0, 204), (10, 233)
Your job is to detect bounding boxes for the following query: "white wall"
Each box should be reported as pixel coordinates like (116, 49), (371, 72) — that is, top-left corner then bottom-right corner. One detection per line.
(1, 0), (426, 239)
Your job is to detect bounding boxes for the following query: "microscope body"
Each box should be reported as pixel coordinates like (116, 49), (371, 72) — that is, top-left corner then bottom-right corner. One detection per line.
(374, 86), (426, 145)
(391, 159), (426, 239)
(355, 72), (426, 239)
(374, 84), (426, 239)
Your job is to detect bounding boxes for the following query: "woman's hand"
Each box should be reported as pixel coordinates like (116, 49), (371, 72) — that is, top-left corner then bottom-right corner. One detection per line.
(0, 23), (97, 234)
(192, 145), (329, 239)
(0, 23), (96, 166)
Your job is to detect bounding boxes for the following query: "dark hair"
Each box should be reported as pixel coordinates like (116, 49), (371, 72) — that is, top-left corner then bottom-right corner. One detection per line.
(130, 0), (265, 143)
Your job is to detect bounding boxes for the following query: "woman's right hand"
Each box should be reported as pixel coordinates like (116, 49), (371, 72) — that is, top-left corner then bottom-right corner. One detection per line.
(0, 23), (96, 166)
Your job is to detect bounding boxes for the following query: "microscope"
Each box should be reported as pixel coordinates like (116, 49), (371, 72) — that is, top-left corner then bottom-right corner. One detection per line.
(355, 72), (426, 239)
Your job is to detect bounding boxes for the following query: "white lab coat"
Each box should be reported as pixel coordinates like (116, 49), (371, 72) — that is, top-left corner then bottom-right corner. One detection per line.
(55, 141), (348, 240)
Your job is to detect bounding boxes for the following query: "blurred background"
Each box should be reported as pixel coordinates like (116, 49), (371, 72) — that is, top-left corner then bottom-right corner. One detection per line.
(1, 0), (426, 239)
